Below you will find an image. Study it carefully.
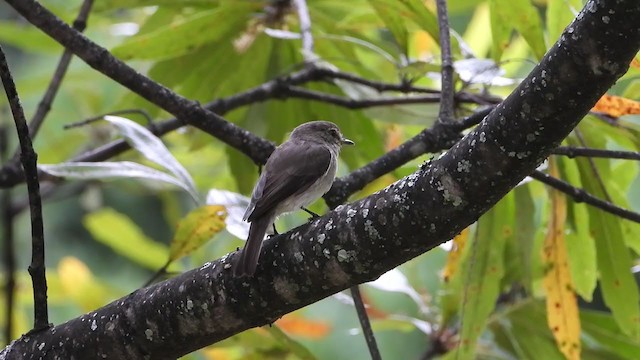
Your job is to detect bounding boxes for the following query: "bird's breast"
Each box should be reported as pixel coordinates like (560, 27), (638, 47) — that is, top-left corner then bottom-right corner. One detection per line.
(276, 152), (337, 215)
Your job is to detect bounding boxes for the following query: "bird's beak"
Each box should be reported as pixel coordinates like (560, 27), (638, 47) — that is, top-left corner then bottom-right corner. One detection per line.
(342, 137), (355, 145)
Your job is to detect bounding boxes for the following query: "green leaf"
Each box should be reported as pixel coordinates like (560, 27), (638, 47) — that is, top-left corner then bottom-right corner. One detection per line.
(367, 0), (409, 55)
(168, 205), (227, 262)
(582, 309), (640, 359)
(0, 21), (61, 54)
(489, 0), (546, 60)
(558, 156), (597, 301)
(83, 208), (169, 269)
(488, 0), (513, 61)
(457, 194), (514, 359)
(546, 0), (582, 44)
(576, 157), (640, 340)
(399, 0), (440, 44)
(266, 326), (318, 360)
(111, 3), (257, 60)
(93, 0), (218, 11)
(489, 301), (565, 360)
(504, 185), (537, 291)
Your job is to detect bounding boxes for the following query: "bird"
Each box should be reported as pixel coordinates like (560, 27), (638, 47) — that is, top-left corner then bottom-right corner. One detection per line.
(233, 121), (354, 276)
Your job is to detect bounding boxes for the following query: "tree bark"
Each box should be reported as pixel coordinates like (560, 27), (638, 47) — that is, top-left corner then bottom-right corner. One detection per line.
(1, 0), (639, 359)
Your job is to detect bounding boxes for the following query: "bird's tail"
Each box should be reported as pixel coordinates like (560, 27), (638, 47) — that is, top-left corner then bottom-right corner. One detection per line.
(233, 215), (273, 277)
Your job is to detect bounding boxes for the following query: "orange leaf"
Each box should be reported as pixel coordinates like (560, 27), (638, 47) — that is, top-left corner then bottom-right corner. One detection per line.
(441, 227), (470, 283)
(275, 314), (331, 339)
(542, 159), (581, 360)
(591, 94), (640, 118)
(631, 57), (640, 69)
(385, 124), (404, 151)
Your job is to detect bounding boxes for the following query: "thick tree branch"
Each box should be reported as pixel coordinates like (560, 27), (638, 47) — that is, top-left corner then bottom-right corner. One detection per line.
(325, 107), (492, 206)
(0, 46), (50, 332)
(2, 1), (637, 358)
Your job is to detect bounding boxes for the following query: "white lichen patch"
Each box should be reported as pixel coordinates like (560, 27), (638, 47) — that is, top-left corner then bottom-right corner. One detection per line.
(364, 219), (380, 239)
(317, 233), (326, 244)
(457, 159), (471, 173)
(91, 320), (97, 331)
(337, 249), (348, 262)
(273, 276), (301, 304)
(186, 299), (194, 311)
(324, 219), (334, 231)
(293, 252), (304, 263)
(144, 329), (153, 341)
(437, 173), (465, 207)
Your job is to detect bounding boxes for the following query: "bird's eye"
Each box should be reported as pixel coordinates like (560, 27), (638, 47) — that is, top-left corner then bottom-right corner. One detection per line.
(329, 128), (339, 137)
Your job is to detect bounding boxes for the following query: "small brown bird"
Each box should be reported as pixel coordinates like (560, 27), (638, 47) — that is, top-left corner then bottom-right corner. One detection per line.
(234, 121), (354, 276)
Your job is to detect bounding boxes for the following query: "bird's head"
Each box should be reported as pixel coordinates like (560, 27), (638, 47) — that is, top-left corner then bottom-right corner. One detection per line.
(290, 121), (354, 147)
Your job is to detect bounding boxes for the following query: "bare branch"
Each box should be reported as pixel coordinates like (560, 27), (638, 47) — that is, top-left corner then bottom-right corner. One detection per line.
(350, 286), (382, 360)
(436, 0), (455, 123)
(0, 46), (50, 332)
(293, 0), (314, 59)
(552, 146), (640, 160)
(530, 170), (640, 223)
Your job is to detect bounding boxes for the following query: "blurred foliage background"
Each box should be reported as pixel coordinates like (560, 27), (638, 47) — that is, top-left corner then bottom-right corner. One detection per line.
(1, 0), (639, 359)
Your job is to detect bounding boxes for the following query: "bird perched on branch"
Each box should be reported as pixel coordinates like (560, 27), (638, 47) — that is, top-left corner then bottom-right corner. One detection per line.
(234, 121), (354, 276)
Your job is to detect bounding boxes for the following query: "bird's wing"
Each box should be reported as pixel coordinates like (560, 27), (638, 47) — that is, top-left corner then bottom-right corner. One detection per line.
(244, 141), (332, 222)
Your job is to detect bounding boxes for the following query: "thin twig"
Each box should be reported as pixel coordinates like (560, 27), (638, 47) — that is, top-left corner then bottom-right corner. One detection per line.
(1, 126), (16, 343)
(530, 170), (640, 223)
(293, 0), (314, 59)
(285, 86), (444, 108)
(435, 0), (455, 123)
(0, 46), (50, 331)
(552, 146), (640, 160)
(0, 61), (497, 189)
(575, 130), (613, 202)
(350, 286), (382, 360)
(64, 109), (153, 129)
(26, 0), (94, 138)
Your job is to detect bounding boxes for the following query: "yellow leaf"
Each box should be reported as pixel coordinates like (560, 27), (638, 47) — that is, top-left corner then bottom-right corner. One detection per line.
(201, 347), (239, 360)
(542, 160), (581, 360)
(58, 256), (113, 311)
(591, 94), (640, 118)
(168, 205), (227, 261)
(413, 30), (435, 58)
(441, 227), (470, 283)
(275, 314), (331, 339)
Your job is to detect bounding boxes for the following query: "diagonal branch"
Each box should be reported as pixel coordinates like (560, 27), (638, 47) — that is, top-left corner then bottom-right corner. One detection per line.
(530, 170), (640, 223)
(5, 0), (274, 166)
